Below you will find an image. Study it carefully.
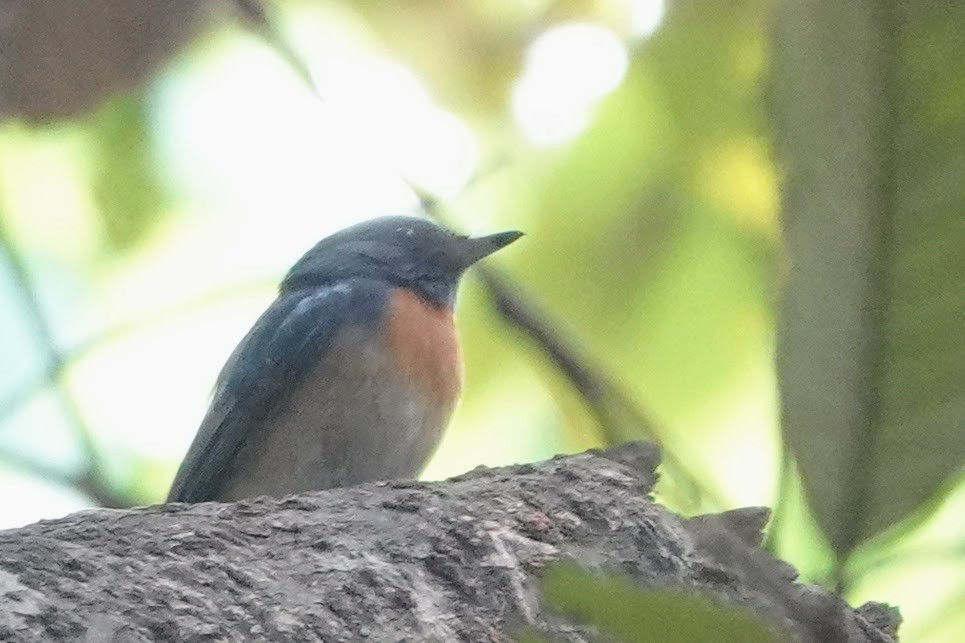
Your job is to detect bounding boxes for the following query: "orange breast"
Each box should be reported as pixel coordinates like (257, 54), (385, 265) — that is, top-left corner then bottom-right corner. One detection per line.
(385, 288), (463, 415)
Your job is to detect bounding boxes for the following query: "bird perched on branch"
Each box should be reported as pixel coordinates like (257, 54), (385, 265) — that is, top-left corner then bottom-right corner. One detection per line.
(167, 216), (522, 503)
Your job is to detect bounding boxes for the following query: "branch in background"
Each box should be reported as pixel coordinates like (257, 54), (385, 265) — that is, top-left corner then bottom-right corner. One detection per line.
(0, 1), (206, 122)
(231, 0), (318, 92)
(470, 264), (724, 510)
(0, 217), (120, 507)
(0, 279), (275, 430)
(418, 186), (722, 510)
(0, 277), (277, 507)
(762, 449), (794, 555)
(0, 448), (128, 509)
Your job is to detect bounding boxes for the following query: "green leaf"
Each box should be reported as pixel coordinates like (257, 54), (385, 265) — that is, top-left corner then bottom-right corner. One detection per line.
(542, 565), (783, 643)
(88, 92), (170, 253)
(773, 1), (965, 558)
(513, 631), (553, 643)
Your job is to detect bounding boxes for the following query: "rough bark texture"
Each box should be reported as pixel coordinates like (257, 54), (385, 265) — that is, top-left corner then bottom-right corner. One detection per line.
(0, 443), (898, 642)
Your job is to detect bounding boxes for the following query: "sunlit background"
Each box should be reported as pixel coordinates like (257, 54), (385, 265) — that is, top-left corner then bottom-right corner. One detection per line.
(0, 0), (961, 640)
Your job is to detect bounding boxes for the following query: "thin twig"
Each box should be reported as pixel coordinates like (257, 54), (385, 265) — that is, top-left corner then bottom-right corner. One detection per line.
(471, 265), (723, 510)
(232, 0), (318, 93)
(762, 448), (793, 553)
(0, 278), (276, 429)
(0, 448), (129, 508)
(0, 217), (118, 505)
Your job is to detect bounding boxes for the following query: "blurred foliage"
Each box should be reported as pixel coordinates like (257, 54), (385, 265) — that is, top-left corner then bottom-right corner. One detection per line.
(88, 94), (171, 253)
(529, 564), (784, 643)
(775, 0), (965, 570)
(0, 0), (962, 640)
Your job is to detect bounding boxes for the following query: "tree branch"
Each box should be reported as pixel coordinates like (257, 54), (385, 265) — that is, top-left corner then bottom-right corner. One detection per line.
(0, 443), (897, 642)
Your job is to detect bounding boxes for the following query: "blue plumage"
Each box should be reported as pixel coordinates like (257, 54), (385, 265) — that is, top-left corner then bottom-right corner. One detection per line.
(167, 280), (387, 503)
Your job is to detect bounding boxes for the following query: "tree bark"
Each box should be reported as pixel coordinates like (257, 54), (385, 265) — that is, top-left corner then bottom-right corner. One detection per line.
(0, 443), (898, 642)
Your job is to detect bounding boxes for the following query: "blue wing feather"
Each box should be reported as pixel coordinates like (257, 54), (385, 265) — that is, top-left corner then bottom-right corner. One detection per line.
(167, 280), (387, 503)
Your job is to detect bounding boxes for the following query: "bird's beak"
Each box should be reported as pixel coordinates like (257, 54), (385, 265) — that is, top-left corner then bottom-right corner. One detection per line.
(461, 230), (524, 266)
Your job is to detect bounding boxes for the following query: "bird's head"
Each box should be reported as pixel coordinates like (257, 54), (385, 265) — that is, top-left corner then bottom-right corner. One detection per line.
(282, 216), (522, 306)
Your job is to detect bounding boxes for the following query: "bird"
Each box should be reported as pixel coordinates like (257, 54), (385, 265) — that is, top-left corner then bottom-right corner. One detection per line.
(167, 215), (522, 503)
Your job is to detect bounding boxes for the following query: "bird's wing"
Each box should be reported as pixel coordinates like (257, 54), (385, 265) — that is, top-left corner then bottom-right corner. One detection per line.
(166, 281), (386, 503)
